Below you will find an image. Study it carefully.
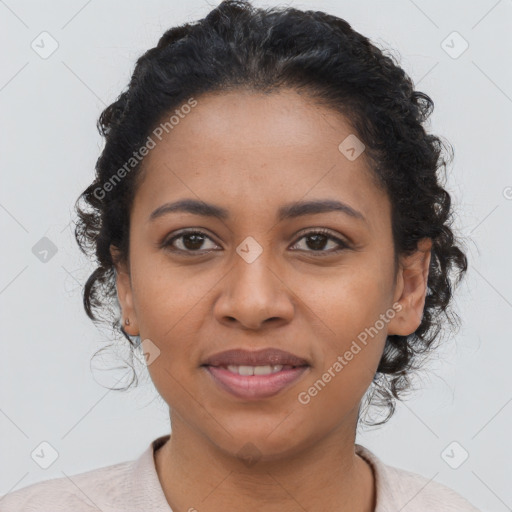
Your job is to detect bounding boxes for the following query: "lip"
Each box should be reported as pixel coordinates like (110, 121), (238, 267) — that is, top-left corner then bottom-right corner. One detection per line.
(201, 347), (310, 367)
(201, 347), (310, 401)
(204, 365), (310, 400)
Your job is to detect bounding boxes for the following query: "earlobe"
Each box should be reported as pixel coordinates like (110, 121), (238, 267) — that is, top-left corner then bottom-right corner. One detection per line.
(110, 244), (139, 336)
(387, 238), (432, 336)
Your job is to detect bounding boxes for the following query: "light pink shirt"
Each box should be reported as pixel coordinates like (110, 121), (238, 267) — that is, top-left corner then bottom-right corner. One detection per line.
(0, 435), (480, 511)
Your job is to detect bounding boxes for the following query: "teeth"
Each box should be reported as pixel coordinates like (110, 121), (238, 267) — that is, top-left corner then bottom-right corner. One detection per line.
(226, 364), (284, 376)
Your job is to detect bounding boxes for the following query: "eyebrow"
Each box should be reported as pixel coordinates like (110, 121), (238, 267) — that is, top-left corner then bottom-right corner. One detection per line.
(149, 198), (366, 223)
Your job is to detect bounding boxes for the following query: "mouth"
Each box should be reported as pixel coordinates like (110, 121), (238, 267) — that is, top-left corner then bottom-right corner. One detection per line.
(201, 348), (311, 400)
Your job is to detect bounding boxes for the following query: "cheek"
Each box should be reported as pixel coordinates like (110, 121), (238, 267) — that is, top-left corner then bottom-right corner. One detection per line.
(128, 251), (225, 397)
(128, 260), (206, 405)
(129, 249), (209, 339)
(294, 291), (389, 429)
(293, 255), (394, 342)
(292, 258), (393, 404)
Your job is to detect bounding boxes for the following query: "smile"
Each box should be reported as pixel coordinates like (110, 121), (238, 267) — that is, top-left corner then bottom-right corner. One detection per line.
(203, 364), (310, 400)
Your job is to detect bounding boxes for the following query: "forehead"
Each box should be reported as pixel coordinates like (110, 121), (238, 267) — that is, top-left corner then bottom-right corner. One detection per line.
(133, 89), (389, 228)
(153, 88), (359, 156)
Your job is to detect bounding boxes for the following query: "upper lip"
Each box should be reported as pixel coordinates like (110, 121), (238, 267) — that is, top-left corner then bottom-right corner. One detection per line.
(202, 348), (310, 367)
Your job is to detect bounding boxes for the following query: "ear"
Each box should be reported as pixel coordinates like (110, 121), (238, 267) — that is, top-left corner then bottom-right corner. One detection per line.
(387, 238), (432, 336)
(110, 244), (139, 336)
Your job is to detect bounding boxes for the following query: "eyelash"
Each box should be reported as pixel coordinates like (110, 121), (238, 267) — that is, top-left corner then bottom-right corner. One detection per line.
(160, 228), (350, 257)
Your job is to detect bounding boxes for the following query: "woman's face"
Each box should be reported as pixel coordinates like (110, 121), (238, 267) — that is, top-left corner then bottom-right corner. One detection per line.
(114, 89), (430, 461)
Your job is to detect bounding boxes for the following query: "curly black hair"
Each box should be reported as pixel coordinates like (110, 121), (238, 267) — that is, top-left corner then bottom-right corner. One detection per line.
(74, 0), (468, 425)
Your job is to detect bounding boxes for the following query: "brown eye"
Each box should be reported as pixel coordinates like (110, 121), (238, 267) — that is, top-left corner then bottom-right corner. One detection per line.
(162, 230), (219, 254)
(291, 229), (350, 255)
(160, 228), (350, 257)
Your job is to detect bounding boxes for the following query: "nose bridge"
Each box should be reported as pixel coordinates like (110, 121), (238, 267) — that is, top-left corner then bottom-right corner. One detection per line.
(232, 237), (281, 303)
(214, 236), (294, 327)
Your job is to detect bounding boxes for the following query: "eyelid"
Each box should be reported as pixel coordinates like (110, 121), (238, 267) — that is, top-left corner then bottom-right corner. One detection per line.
(160, 228), (220, 251)
(294, 227), (350, 244)
(290, 227), (351, 254)
(160, 227), (351, 255)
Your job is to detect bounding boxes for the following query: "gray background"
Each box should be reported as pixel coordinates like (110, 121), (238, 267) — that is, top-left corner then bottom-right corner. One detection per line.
(1, 0), (511, 510)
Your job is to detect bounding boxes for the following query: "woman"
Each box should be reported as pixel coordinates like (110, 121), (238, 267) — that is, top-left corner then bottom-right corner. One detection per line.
(1, 0), (478, 510)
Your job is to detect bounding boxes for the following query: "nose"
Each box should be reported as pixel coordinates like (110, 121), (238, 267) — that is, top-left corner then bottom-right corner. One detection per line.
(213, 250), (295, 331)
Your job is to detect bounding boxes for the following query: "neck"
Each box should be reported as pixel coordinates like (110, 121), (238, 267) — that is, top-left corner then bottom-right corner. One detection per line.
(154, 413), (375, 512)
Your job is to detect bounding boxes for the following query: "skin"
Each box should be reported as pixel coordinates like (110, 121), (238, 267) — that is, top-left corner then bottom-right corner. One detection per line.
(111, 88), (432, 511)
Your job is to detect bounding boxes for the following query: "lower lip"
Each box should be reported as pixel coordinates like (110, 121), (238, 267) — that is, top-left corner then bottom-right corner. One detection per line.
(204, 365), (309, 400)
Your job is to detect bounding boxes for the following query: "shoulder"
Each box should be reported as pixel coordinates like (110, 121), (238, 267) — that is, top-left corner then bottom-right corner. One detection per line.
(0, 460), (134, 512)
(382, 463), (481, 511)
(355, 444), (481, 512)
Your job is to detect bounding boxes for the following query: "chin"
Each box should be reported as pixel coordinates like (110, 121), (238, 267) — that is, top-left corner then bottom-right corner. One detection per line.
(204, 418), (315, 463)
